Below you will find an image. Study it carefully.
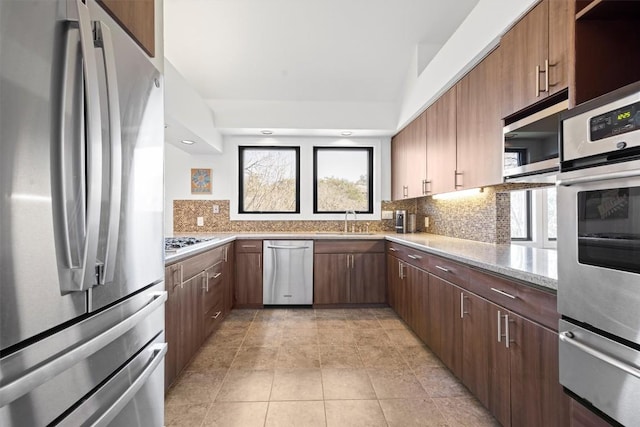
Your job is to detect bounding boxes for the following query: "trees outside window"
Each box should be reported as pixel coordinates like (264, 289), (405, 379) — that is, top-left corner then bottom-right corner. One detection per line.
(239, 146), (300, 213)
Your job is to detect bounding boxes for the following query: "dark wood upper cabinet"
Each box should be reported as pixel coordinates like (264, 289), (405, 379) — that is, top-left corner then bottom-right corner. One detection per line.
(98, 0), (155, 57)
(456, 46), (504, 190)
(426, 86), (457, 194)
(391, 111), (427, 200)
(501, 0), (570, 117)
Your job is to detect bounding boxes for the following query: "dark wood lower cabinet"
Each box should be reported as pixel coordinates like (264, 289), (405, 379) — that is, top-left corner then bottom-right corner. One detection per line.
(570, 398), (615, 427)
(235, 252), (263, 307)
(314, 242), (386, 305)
(428, 274), (463, 378)
(461, 290), (491, 408)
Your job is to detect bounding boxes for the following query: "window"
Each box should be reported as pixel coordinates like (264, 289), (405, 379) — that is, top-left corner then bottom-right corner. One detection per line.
(510, 190), (531, 240)
(239, 146), (300, 213)
(510, 187), (557, 248)
(313, 147), (373, 213)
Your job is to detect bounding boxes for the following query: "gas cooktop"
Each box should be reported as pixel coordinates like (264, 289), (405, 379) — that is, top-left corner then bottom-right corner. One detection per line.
(165, 236), (218, 253)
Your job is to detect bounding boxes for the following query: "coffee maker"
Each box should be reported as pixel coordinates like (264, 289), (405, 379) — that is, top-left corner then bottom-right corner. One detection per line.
(395, 210), (407, 233)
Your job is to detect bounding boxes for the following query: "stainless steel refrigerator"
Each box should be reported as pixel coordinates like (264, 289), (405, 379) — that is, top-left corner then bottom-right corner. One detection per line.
(0, 0), (166, 425)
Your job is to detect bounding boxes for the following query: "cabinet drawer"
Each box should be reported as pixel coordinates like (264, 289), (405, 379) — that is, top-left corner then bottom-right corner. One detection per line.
(203, 262), (224, 313)
(181, 246), (224, 281)
(466, 269), (558, 331)
(235, 239), (263, 253)
(315, 240), (384, 253)
(428, 255), (469, 288)
(203, 301), (225, 338)
(387, 242), (430, 271)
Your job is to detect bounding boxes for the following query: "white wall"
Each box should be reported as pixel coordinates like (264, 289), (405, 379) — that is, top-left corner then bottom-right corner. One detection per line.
(397, 0), (538, 129)
(164, 136), (391, 234)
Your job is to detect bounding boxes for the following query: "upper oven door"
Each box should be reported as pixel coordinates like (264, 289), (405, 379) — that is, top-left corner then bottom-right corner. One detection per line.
(557, 159), (640, 345)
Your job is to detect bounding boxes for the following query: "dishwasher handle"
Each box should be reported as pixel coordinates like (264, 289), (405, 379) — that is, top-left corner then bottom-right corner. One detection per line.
(266, 245), (311, 250)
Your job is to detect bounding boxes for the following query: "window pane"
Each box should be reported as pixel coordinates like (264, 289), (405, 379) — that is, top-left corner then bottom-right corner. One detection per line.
(546, 187), (557, 240)
(314, 147), (372, 213)
(510, 190), (530, 240)
(240, 147), (299, 213)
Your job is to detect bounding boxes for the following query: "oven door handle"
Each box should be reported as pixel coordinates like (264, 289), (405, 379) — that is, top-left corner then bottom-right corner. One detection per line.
(557, 168), (640, 186)
(559, 331), (640, 379)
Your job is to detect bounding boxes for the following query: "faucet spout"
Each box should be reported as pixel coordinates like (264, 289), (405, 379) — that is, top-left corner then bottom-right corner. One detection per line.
(344, 210), (357, 233)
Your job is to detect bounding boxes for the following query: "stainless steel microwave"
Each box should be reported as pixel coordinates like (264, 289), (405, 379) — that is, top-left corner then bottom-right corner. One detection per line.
(503, 100), (569, 181)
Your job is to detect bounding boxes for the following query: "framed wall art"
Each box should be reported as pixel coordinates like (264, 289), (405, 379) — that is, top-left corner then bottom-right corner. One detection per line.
(191, 168), (212, 194)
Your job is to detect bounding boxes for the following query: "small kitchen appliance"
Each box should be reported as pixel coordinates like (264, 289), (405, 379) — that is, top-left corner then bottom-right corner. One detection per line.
(395, 210), (407, 233)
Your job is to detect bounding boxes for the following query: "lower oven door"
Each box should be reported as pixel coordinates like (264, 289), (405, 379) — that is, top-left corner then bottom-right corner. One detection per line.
(557, 159), (640, 345)
(559, 319), (640, 426)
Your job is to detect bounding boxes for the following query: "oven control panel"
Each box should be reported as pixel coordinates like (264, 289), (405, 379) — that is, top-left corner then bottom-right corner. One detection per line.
(590, 100), (640, 141)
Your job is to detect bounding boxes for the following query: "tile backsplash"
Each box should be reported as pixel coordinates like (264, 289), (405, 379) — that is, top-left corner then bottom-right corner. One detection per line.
(172, 184), (546, 244)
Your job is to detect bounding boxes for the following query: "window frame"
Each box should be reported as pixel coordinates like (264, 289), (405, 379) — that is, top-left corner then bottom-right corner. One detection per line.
(238, 146), (301, 214)
(312, 146), (374, 214)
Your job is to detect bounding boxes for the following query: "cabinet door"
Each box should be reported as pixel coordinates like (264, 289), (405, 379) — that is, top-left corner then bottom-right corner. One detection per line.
(235, 252), (263, 307)
(351, 252), (386, 303)
(406, 111), (428, 198)
(391, 130), (408, 200)
(224, 243), (235, 312)
(428, 274), (462, 378)
(488, 303), (512, 427)
(426, 86), (457, 195)
(406, 265), (429, 344)
(460, 290), (491, 408)
(547, 0), (570, 97)
(456, 46), (503, 190)
(387, 254), (400, 311)
(164, 264), (180, 390)
(313, 253), (349, 304)
(509, 313), (569, 427)
(501, 0), (548, 116)
(97, 0), (155, 56)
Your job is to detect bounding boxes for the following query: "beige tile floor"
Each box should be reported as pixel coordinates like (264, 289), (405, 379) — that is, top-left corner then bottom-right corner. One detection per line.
(165, 308), (499, 427)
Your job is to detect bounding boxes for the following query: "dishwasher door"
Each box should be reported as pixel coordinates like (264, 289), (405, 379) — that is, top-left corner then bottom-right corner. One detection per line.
(263, 240), (314, 305)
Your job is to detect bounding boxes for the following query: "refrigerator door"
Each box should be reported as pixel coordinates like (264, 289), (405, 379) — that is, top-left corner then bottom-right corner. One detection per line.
(87, 0), (165, 311)
(0, 0), (88, 350)
(87, 1), (164, 311)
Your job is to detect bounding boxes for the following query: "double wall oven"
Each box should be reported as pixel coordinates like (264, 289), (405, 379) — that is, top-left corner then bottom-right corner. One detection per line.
(558, 82), (640, 426)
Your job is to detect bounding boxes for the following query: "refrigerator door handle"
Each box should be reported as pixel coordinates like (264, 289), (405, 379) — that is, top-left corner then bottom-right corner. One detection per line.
(60, 0), (103, 292)
(0, 292), (167, 407)
(94, 21), (122, 286)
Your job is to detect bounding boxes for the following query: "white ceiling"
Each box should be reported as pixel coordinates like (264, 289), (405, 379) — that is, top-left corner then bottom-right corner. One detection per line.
(164, 0), (480, 137)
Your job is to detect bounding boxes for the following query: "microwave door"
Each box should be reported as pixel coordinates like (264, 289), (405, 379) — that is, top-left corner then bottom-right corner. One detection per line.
(0, 0), (97, 350)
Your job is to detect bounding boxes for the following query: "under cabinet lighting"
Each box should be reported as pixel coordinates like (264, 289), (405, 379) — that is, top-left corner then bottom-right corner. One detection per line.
(432, 187), (483, 200)
(181, 139), (195, 145)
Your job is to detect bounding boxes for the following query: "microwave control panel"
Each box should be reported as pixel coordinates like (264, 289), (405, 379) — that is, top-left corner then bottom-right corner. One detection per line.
(590, 100), (640, 142)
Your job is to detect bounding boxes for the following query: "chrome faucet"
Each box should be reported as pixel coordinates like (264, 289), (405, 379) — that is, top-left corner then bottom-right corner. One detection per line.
(344, 210), (357, 233)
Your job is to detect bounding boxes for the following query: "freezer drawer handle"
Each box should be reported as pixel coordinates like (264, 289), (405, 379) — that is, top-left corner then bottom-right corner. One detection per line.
(59, 343), (168, 427)
(267, 245), (310, 250)
(0, 291), (167, 407)
(559, 331), (640, 379)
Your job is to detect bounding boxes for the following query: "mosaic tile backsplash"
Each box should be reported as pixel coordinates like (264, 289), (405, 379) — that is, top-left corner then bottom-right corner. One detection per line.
(172, 184), (548, 243)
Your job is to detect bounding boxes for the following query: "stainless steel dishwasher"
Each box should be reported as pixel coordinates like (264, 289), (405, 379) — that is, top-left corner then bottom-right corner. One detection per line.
(263, 240), (314, 305)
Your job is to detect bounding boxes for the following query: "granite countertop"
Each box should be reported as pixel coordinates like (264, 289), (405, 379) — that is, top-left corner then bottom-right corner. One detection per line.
(165, 232), (558, 291)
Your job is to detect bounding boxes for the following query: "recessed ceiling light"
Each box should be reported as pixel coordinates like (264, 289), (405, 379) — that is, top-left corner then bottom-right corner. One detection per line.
(261, 130), (273, 135)
(341, 131), (353, 136)
(181, 139), (195, 145)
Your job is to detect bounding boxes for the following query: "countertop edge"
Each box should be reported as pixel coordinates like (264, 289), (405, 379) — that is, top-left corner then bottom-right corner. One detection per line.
(164, 232), (558, 291)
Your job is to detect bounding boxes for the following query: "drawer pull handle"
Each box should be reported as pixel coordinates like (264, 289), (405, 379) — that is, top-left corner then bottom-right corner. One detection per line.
(491, 288), (517, 299)
(213, 272), (222, 279)
(242, 244), (257, 248)
(211, 311), (222, 319)
(407, 254), (422, 260)
(435, 265), (449, 273)
(389, 247), (398, 252)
